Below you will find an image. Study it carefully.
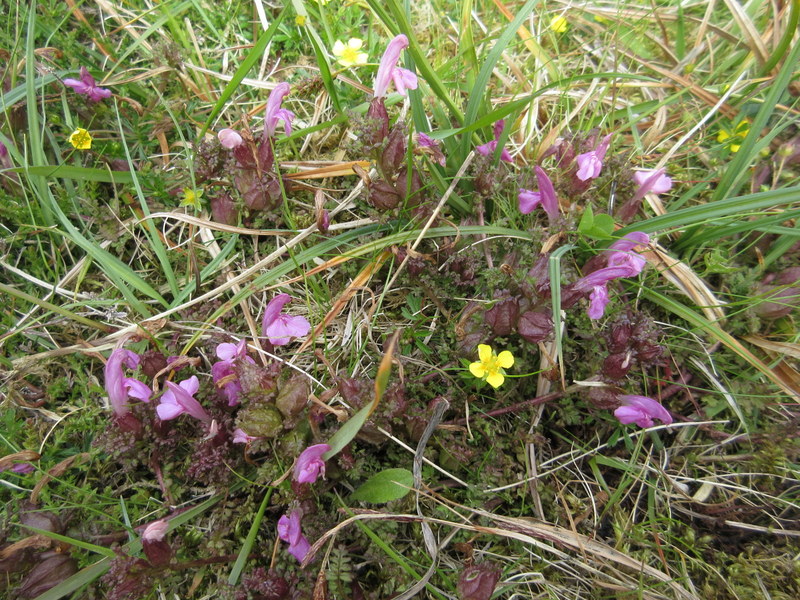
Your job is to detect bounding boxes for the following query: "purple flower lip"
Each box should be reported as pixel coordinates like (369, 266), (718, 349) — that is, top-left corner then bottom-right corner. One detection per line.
(262, 293), (311, 346)
(277, 510), (311, 562)
(156, 376), (210, 422)
(373, 34), (418, 98)
(293, 444), (332, 484)
(63, 67), (112, 102)
(575, 134), (612, 181)
(614, 395), (673, 428)
(264, 83), (294, 137)
(104, 348), (151, 417)
(475, 119), (513, 163)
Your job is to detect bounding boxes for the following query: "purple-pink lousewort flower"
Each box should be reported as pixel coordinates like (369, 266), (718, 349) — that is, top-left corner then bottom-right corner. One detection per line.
(575, 134), (612, 181)
(632, 168), (672, 196)
(614, 395), (672, 428)
(1, 462), (35, 474)
(156, 376), (210, 422)
(373, 34), (418, 98)
(293, 444), (331, 484)
(277, 510), (311, 562)
(415, 132), (446, 166)
(587, 285), (610, 320)
(262, 294), (311, 346)
(211, 340), (255, 406)
(63, 67), (112, 102)
(232, 428), (258, 444)
(141, 519), (169, 542)
(105, 349), (152, 418)
(476, 120), (513, 163)
(141, 519), (172, 567)
(264, 82), (294, 137)
(218, 128), (244, 149)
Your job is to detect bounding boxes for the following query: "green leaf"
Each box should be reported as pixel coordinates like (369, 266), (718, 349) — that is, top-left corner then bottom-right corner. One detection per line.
(15, 165), (134, 184)
(350, 468), (414, 503)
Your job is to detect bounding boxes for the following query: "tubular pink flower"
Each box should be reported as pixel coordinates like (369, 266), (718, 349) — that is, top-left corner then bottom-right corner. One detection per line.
(157, 376), (210, 422)
(534, 166), (559, 221)
(211, 340), (255, 406)
(587, 285), (610, 319)
(264, 83), (294, 137)
(232, 428), (258, 444)
(277, 511), (311, 562)
(518, 189), (541, 214)
(63, 67), (112, 102)
(476, 120), (513, 163)
(261, 294), (311, 346)
(293, 444), (331, 484)
(575, 134), (612, 181)
(633, 168), (672, 195)
(608, 232), (650, 253)
(141, 520), (169, 542)
(218, 128), (244, 149)
(614, 395), (672, 428)
(373, 35), (417, 98)
(105, 348), (151, 418)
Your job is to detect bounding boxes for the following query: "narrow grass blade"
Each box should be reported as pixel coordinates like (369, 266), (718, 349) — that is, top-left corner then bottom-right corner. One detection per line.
(19, 527), (117, 558)
(199, 5), (289, 137)
(227, 488), (273, 585)
(0, 283), (113, 333)
(302, 19), (342, 113)
(549, 245), (574, 388)
(16, 165), (134, 184)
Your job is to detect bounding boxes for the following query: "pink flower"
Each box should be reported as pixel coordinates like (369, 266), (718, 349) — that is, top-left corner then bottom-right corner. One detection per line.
(633, 168), (672, 195)
(277, 510), (311, 562)
(218, 128), (244, 149)
(373, 35), (418, 98)
(614, 395), (672, 428)
(232, 428), (258, 444)
(156, 376), (210, 422)
(416, 132), (446, 166)
(261, 294), (311, 346)
(575, 134), (612, 181)
(518, 189), (542, 214)
(587, 285), (610, 320)
(293, 444), (331, 484)
(264, 83), (294, 137)
(141, 520), (169, 542)
(211, 340), (255, 406)
(63, 67), (112, 102)
(476, 120), (513, 163)
(104, 349), (152, 418)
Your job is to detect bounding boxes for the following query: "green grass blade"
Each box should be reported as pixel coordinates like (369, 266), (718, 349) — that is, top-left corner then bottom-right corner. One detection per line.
(15, 165), (135, 184)
(549, 245), (574, 387)
(199, 5), (289, 137)
(227, 488), (273, 585)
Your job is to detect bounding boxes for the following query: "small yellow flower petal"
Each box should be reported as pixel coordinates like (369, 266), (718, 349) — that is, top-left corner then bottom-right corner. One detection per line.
(68, 128), (92, 150)
(477, 344), (493, 363)
(550, 15), (568, 34)
(180, 187), (203, 209)
(469, 362), (487, 378)
(295, 15), (307, 27)
(485, 371), (505, 389)
(496, 350), (514, 369)
(333, 37), (368, 67)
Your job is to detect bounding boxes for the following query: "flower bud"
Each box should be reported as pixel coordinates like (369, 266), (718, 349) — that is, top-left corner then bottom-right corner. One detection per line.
(517, 311), (553, 343)
(380, 126), (406, 177)
(457, 563), (501, 600)
(607, 321), (632, 353)
(139, 350), (167, 379)
(141, 520), (172, 567)
(587, 386), (619, 410)
(238, 404), (284, 439)
(366, 98), (390, 148)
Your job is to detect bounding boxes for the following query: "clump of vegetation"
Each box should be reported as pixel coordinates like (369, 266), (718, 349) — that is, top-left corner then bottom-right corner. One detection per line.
(1, 2), (799, 599)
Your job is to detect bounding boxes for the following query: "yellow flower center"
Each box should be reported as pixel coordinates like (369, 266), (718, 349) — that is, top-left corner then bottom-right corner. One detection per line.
(550, 16), (568, 34)
(333, 39), (368, 67)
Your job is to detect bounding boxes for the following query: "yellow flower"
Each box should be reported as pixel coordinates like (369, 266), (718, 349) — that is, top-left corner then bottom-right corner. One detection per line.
(68, 128), (92, 150)
(295, 15), (307, 27)
(550, 15), (568, 34)
(332, 38), (368, 67)
(717, 120), (750, 153)
(180, 187), (203, 209)
(469, 344), (514, 389)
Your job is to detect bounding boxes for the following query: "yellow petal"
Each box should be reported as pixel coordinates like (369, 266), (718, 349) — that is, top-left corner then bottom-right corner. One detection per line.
(486, 371), (505, 388)
(469, 362), (487, 378)
(496, 351), (514, 369)
(477, 344), (492, 363)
